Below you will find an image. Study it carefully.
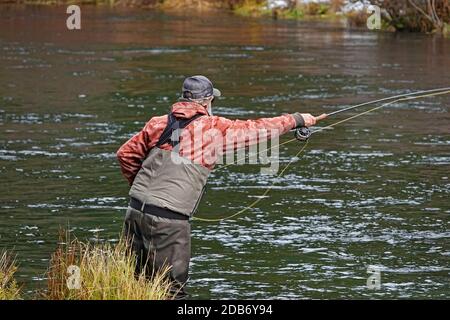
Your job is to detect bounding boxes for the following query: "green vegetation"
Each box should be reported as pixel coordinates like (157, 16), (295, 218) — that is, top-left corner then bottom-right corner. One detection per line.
(232, 0), (343, 20)
(0, 250), (21, 300)
(233, 0), (267, 17)
(44, 234), (174, 300)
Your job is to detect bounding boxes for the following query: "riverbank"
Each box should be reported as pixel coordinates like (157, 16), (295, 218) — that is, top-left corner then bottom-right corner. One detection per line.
(2, 0), (449, 35)
(0, 1), (377, 34)
(0, 1), (362, 32)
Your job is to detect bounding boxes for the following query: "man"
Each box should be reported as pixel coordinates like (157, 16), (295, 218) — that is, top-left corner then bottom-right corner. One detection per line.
(117, 75), (321, 298)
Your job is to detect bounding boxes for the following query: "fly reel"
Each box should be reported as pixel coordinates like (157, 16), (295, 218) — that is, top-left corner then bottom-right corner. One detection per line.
(294, 126), (311, 142)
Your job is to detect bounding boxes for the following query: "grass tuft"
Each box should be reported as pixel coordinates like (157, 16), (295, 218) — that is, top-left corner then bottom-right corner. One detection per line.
(44, 231), (175, 300)
(0, 250), (21, 300)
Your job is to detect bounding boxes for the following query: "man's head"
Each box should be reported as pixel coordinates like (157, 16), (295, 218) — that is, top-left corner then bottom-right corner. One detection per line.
(181, 75), (221, 115)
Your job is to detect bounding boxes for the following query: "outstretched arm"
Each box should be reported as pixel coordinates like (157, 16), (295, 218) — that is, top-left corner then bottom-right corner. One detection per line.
(213, 112), (320, 152)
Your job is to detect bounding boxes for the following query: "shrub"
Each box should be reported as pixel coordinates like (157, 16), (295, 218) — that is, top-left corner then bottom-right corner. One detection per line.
(369, 0), (450, 33)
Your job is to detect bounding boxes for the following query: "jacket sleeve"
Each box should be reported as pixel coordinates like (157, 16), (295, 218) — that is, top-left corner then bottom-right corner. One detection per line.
(213, 114), (298, 153)
(116, 118), (163, 185)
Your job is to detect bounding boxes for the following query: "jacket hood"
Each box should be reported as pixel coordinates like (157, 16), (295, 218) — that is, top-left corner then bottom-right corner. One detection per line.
(171, 101), (209, 119)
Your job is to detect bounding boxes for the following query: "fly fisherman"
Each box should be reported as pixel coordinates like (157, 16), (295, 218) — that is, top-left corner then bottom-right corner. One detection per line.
(117, 75), (321, 299)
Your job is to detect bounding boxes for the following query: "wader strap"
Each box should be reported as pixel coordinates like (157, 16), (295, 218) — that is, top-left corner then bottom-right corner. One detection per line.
(156, 113), (204, 148)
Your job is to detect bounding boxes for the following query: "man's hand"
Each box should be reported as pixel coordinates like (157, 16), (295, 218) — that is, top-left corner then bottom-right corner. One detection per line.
(299, 113), (328, 127)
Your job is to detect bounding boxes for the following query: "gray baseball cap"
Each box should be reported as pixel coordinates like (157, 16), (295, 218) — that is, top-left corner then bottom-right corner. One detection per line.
(182, 75), (221, 100)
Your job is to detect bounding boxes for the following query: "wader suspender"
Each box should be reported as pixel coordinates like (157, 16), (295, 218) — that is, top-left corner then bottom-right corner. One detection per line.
(155, 112), (206, 217)
(156, 113), (204, 147)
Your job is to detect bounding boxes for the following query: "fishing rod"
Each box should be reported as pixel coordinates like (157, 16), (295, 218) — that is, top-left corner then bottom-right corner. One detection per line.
(293, 86), (450, 141)
(327, 86), (450, 116)
(194, 87), (450, 223)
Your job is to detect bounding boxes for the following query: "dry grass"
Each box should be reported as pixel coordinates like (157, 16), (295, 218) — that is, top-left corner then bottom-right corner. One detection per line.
(233, 0), (343, 20)
(44, 232), (175, 300)
(345, 9), (370, 29)
(0, 250), (21, 300)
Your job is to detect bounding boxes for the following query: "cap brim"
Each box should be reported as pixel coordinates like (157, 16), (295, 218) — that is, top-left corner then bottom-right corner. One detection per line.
(213, 88), (221, 97)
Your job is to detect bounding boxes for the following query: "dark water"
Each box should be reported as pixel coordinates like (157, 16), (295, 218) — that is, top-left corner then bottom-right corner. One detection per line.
(0, 6), (449, 299)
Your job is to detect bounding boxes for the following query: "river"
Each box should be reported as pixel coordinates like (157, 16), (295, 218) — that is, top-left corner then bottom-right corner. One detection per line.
(0, 5), (449, 299)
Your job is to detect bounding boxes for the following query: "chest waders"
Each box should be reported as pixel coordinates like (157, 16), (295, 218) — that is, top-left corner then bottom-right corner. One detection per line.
(125, 112), (204, 300)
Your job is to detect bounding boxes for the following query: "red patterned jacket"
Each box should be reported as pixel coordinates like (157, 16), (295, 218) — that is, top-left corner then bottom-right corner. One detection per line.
(117, 101), (297, 186)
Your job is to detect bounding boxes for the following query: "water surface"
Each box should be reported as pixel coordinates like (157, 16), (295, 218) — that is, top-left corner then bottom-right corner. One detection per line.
(0, 6), (449, 299)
